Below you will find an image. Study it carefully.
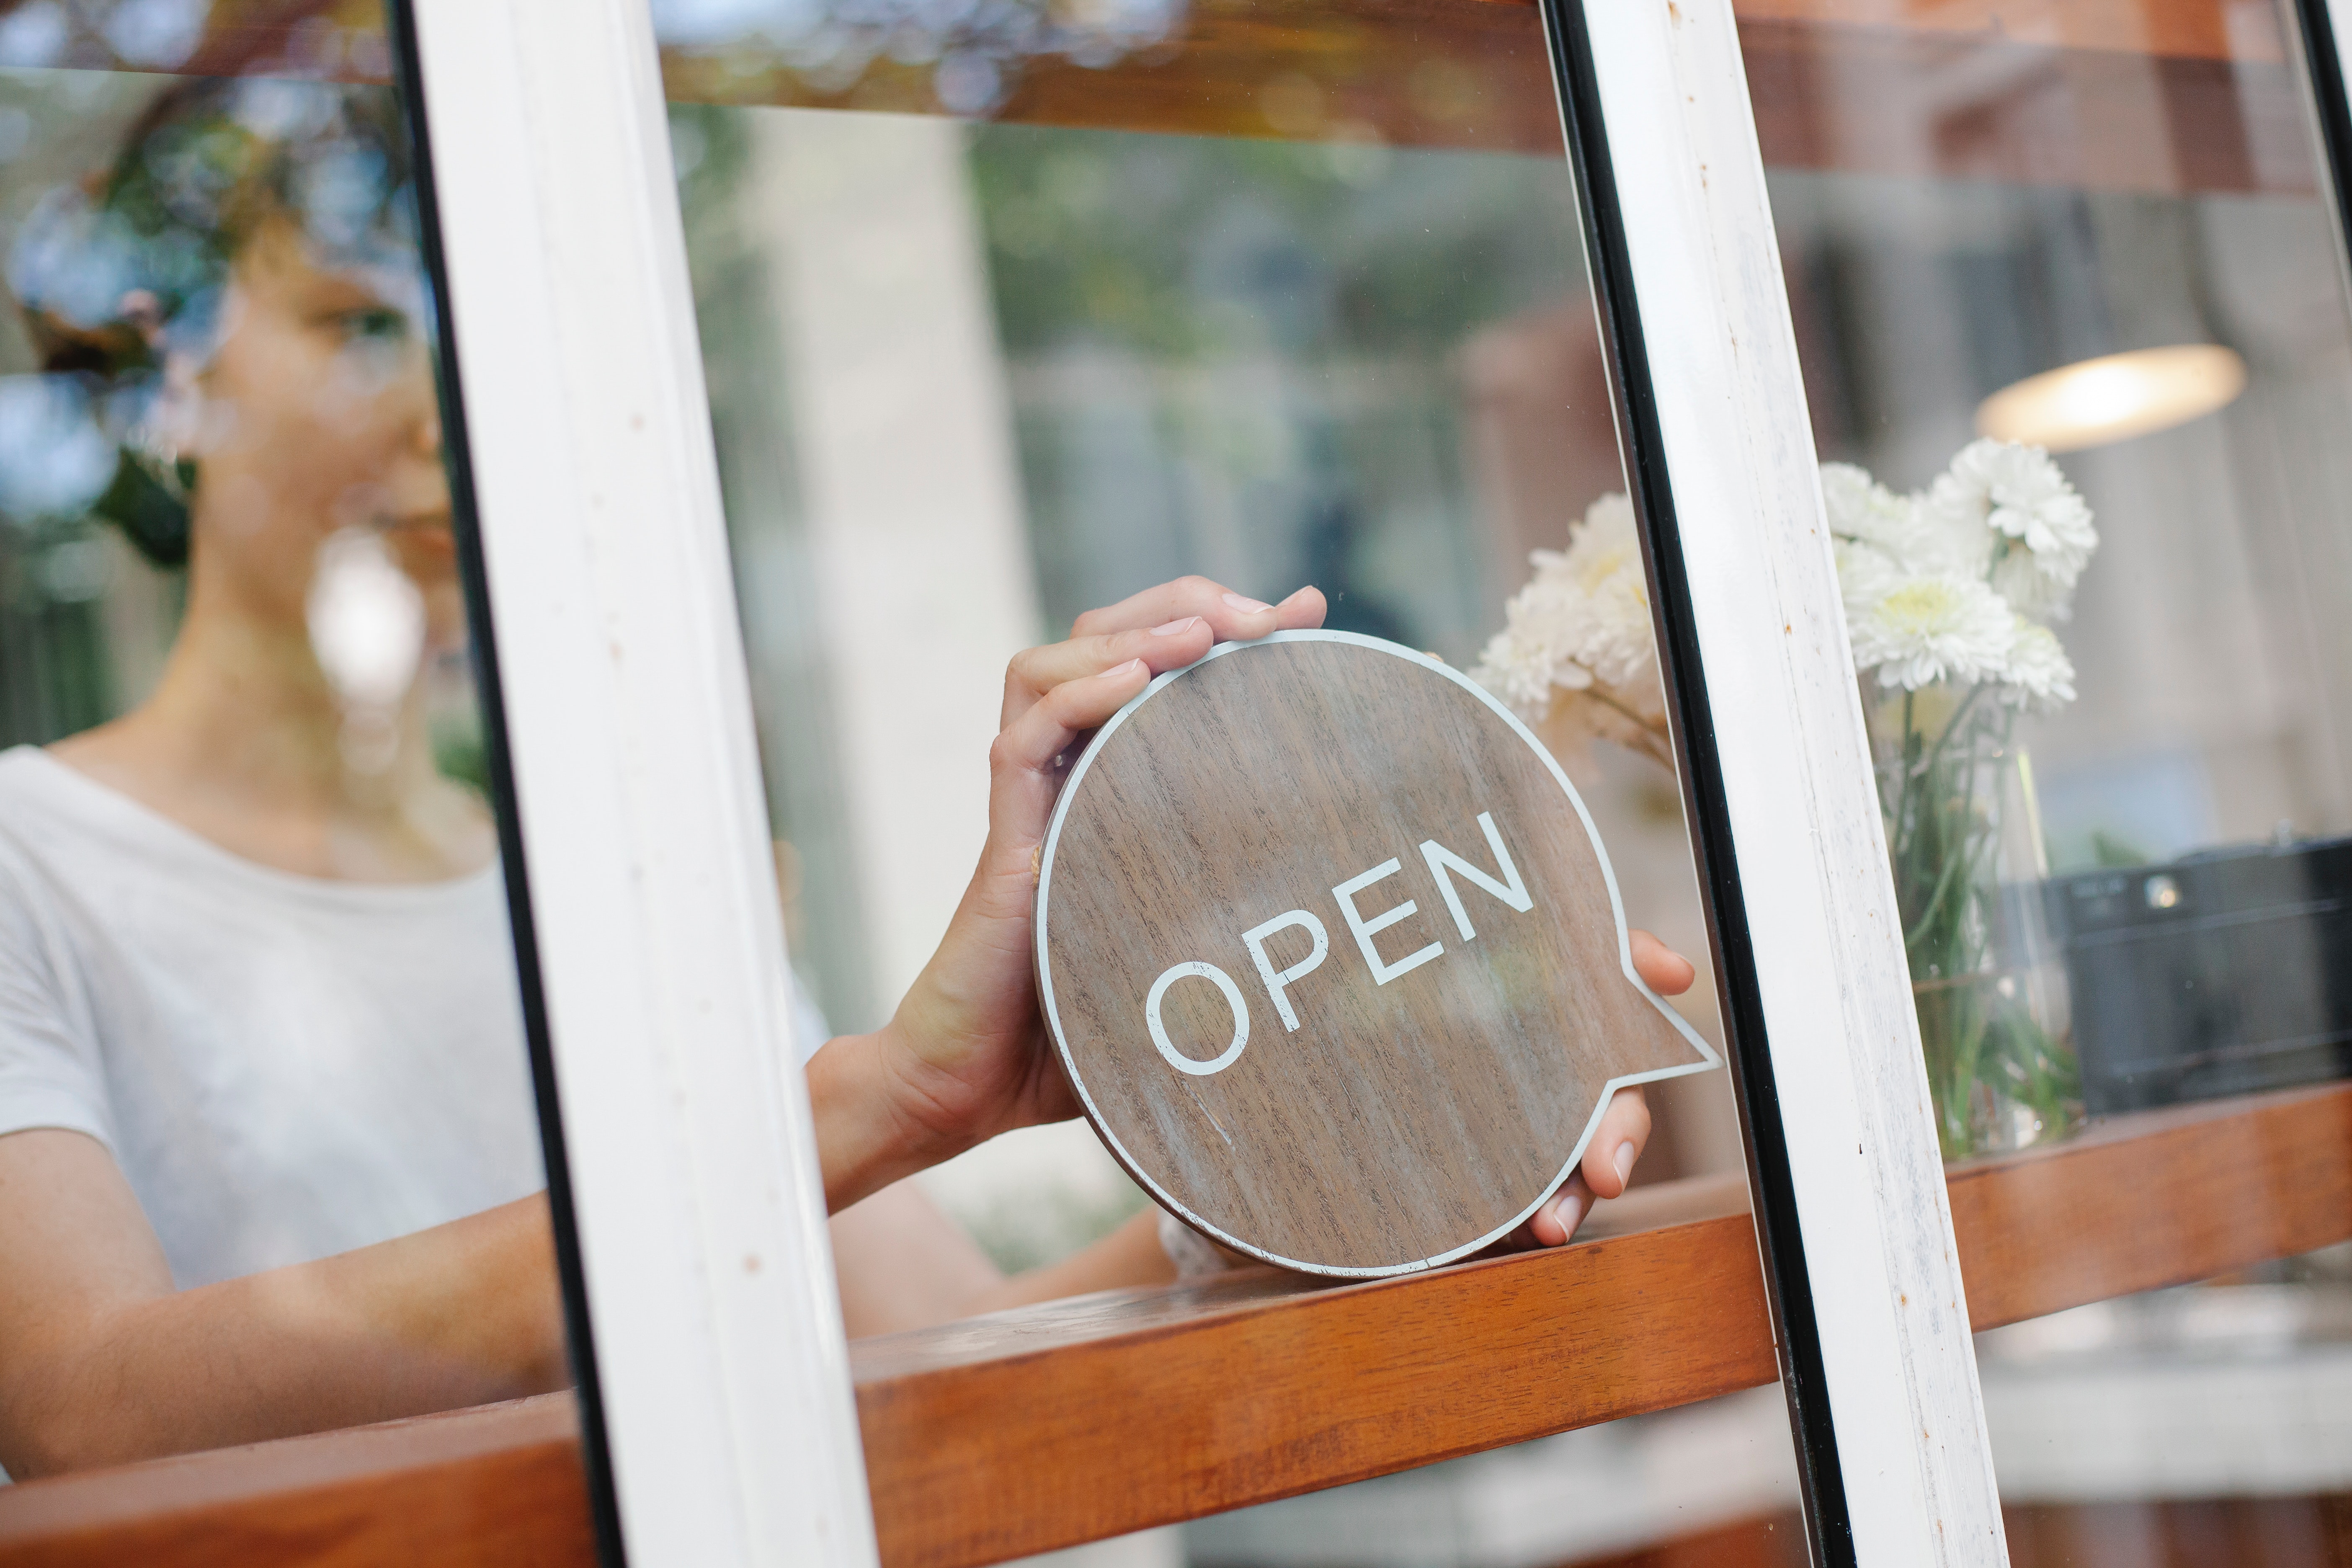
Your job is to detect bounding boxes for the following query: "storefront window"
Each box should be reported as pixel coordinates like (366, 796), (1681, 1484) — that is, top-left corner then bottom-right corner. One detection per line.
(1745, 0), (2352, 1550)
(661, 2), (1805, 1555)
(0, 15), (573, 1480)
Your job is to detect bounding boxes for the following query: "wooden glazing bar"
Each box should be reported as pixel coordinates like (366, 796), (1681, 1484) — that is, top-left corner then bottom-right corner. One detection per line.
(1731, 0), (2284, 63)
(654, 0), (2315, 195)
(1950, 1082), (2352, 1332)
(0, 1394), (589, 1568)
(3, 1083), (2349, 1567)
(31, 0), (2314, 193)
(1738, 18), (2313, 196)
(854, 1176), (1768, 1567)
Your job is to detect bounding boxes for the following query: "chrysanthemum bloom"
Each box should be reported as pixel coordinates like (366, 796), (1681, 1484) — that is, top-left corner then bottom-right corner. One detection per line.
(1474, 493), (1659, 720)
(1929, 439), (2097, 619)
(1998, 619), (2077, 709)
(1849, 573), (2017, 691)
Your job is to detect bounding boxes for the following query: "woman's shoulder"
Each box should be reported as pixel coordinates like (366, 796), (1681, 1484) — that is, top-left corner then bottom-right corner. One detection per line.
(0, 747), (101, 847)
(0, 746), (500, 912)
(0, 747), (184, 929)
(0, 752), (95, 973)
(0, 745), (191, 874)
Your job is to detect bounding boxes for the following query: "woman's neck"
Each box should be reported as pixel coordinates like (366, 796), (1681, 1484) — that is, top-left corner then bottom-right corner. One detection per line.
(47, 588), (493, 885)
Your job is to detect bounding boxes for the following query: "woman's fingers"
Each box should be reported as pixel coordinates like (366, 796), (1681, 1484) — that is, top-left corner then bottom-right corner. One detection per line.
(1001, 619), (1213, 727)
(1520, 1086), (1651, 1248)
(1271, 584), (1328, 630)
(993, 658), (1153, 780)
(1005, 579), (1326, 729)
(1071, 576), (1323, 643)
(1524, 1172), (1594, 1248)
(1629, 928), (1696, 996)
(1579, 1085), (1651, 1201)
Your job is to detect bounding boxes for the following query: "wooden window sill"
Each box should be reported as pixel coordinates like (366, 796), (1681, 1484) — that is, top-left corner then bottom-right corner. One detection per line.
(652, 0), (2307, 198)
(4, 1082), (2347, 1568)
(166, 1), (2296, 196)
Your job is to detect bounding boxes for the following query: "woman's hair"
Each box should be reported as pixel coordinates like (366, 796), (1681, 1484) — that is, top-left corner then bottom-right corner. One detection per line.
(10, 78), (417, 566)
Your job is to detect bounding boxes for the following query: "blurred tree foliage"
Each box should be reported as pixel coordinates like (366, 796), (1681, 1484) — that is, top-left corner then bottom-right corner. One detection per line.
(968, 124), (1584, 361)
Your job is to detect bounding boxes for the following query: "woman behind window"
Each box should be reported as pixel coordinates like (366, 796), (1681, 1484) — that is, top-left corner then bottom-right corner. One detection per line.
(0, 78), (1681, 1480)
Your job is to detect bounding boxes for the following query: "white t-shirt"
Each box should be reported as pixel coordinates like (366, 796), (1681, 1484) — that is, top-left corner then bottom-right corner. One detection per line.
(0, 745), (831, 1291)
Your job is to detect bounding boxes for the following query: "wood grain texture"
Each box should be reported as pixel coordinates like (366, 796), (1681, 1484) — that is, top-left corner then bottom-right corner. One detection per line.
(1951, 1082), (2352, 1332)
(0, 1395), (588, 1568)
(654, 0), (2311, 196)
(1039, 634), (1712, 1275)
(40, 1), (2312, 196)
(1728, 0), (2283, 63)
(7, 1086), (2352, 1568)
(1738, 18), (2313, 197)
(856, 1178), (1769, 1567)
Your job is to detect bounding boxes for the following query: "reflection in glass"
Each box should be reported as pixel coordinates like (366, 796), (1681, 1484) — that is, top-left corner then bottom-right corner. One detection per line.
(0, 70), (567, 1480)
(1749, 2), (2352, 1553)
(672, 23), (1797, 1545)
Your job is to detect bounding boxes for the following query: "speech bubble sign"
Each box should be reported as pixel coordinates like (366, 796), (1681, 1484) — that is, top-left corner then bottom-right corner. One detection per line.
(1036, 631), (1719, 1277)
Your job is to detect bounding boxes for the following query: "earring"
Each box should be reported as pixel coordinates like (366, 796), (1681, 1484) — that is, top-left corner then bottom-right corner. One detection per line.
(124, 426), (190, 504)
(126, 368), (200, 503)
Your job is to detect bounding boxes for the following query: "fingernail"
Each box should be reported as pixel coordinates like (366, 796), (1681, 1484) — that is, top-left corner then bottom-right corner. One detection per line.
(1113, 658), (1147, 679)
(1279, 585), (1318, 605)
(1151, 616), (1200, 637)
(1612, 1142), (1635, 1186)
(1222, 593), (1272, 614)
(1553, 1191), (1586, 1237)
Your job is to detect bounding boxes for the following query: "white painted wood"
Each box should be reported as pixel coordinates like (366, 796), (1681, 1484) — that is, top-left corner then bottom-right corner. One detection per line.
(1573, 1), (2008, 1559)
(2330, 0), (2352, 130)
(2312, 0), (2352, 268)
(406, 3), (876, 1565)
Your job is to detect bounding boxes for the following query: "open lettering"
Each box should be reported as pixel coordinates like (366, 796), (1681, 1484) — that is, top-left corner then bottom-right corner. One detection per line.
(1142, 811), (1535, 1075)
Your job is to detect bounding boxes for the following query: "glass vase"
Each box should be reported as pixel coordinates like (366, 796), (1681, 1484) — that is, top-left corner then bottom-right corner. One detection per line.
(1865, 679), (2083, 1159)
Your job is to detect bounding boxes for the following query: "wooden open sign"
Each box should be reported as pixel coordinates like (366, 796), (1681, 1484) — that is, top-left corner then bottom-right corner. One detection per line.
(1036, 631), (1719, 1277)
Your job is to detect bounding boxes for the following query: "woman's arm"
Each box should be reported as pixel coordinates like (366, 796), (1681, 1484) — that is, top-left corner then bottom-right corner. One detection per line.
(806, 575), (1703, 1320)
(828, 1184), (1177, 1338)
(0, 572), (1696, 1472)
(803, 579), (1328, 1212)
(0, 1128), (566, 1478)
(824, 937), (1698, 1338)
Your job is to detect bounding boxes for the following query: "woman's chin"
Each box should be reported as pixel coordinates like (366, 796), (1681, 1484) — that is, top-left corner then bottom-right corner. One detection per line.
(421, 580), (470, 645)
(388, 522), (460, 571)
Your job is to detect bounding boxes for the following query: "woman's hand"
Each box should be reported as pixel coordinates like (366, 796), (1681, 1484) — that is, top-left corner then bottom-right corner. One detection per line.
(1510, 928), (1698, 1249)
(807, 578), (1327, 1210)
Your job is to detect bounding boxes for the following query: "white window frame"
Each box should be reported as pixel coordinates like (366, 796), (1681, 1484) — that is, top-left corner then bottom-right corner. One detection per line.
(403, 2), (877, 1566)
(398, 0), (2004, 1564)
(1548, 3), (2005, 1561)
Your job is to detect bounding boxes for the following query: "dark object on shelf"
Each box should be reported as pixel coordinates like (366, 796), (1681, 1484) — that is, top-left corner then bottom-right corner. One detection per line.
(2047, 836), (2352, 1114)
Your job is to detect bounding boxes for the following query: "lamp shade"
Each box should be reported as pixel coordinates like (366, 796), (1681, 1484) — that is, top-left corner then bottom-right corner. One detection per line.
(1975, 344), (2246, 454)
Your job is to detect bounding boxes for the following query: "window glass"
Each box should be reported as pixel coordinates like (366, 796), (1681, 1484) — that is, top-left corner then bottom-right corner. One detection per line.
(0, 13), (574, 1482)
(661, 1), (1806, 1555)
(1743, 0), (2352, 1550)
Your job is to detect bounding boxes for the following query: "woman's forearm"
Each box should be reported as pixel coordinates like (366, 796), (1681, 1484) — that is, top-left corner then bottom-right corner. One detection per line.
(964, 1209), (1179, 1316)
(6, 1196), (567, 1477)
(806, 1029), (969, 1214)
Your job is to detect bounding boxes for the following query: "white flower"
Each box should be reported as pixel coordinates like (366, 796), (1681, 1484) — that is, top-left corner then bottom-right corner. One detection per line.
(1472, 492), (1658, 720)
(1905, 485), (2001, 579)
(1553, 495), (1657, 689)
(1996, 617), (2076, 710)
(1826, 461), (1992, 584)
(1821, 462), (1912, 551)
(1848, 573), (2017, 691)
(1473, 617), (1585, 717)
(1927, 439), (2097, 618)
(1833, 536), (1904, 620)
